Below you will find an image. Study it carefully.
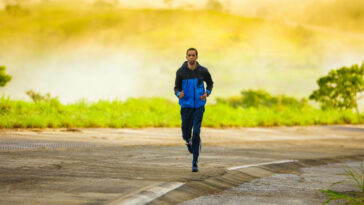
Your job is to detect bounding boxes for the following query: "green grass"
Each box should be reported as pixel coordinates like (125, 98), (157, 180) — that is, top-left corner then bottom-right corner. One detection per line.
(0, 96), (363, 128)
(321, 163), (364, 205)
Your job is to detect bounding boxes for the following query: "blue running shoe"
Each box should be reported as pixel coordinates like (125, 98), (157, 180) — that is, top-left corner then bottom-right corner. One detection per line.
(192, 164), (199, 172)
(185, 140), (192, 154)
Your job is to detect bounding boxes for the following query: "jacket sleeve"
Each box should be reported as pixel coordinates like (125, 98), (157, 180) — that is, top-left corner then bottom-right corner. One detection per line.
(204, 69), (213, 96)
(174, 71), (182, 97)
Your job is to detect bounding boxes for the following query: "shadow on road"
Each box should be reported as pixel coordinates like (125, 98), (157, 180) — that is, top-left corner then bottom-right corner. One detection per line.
(328, 126), (364, 133)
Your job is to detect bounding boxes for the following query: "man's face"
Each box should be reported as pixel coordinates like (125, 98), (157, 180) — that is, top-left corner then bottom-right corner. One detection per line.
(186, 50), (198, 65)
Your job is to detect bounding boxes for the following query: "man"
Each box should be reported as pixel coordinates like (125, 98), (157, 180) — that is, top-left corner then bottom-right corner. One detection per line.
(174, 48), (214, 172)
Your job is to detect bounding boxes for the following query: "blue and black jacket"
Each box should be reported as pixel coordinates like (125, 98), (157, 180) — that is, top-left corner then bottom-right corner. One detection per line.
(174, 61), (214, 108)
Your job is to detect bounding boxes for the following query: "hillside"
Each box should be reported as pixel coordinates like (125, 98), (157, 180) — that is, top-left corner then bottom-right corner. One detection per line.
(0, 2), (314, 57)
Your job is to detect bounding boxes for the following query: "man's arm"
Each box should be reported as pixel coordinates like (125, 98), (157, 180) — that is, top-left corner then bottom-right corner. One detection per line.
(174, 71), (182, 97)
(204, 69), (213, 96)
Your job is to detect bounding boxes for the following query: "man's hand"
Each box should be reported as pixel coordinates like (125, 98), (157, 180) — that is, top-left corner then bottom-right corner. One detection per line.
(200, 92), (207, 101)
(178, 90), (184, 98)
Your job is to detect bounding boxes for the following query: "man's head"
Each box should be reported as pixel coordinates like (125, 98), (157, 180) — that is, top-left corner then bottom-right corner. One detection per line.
(186, 48), (198, 65)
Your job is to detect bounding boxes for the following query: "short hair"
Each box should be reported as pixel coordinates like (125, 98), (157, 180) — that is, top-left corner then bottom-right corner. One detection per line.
(186, 48), (198, 56)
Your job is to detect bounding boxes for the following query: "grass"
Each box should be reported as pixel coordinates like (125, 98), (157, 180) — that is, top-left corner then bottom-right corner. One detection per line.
(321, 163), (364, 205)
(0, 96), (363, 128)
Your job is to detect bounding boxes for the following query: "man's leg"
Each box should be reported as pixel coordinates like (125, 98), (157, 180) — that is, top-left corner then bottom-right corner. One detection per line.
(191, 106), (205, 171)
(181, 108), (194, 153)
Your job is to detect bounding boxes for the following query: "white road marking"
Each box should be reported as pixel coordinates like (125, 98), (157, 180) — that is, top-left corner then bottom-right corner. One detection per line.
(108, 182), (184, 205)
(227, 160), (297, 171)
(110, 129), (181, 137)
(112, 160), (297, 204)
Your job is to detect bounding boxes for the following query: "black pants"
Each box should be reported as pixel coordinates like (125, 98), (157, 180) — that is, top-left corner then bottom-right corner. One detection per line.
(181, 106), (205, 166)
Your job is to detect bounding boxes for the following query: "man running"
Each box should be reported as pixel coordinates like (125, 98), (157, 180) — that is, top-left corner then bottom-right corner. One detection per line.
(174, 48), (214, 172)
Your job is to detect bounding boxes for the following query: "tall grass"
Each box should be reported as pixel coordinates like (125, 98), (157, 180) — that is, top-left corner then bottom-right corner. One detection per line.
(0, 96), (362, 128)
(0, 97), (181, 128)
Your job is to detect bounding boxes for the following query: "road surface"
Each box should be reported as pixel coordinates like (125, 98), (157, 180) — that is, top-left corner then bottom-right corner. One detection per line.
(0, 125), (363, 204)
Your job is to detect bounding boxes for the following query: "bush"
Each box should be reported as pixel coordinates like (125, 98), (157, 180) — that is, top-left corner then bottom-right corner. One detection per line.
(0, 66), (12, 87)
(216, 89), (308, 109)
(26, 90), (59, 103)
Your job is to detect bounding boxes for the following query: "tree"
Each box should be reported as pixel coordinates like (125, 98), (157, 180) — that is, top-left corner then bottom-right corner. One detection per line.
(0, 66), (12, 87)
(205, 0), (223, 12)
(309, 62), (364, 117)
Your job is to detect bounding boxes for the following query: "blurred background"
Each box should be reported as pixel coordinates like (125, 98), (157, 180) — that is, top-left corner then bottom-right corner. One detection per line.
(1, 0), (364, 108)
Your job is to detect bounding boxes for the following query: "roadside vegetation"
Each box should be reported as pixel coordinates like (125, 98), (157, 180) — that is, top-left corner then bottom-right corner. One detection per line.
(321, 164), (364, 205)
(1, 62), (364, 128)
(0, 66), (11, 88)
(0, 89), (362, 128)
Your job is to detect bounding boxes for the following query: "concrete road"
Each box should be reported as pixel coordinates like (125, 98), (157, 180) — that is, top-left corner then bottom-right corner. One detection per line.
(180, 161), (364, 205)
(0, 125), (363, 204)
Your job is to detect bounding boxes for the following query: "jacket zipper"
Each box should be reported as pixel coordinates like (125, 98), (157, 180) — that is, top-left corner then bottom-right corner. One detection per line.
(194, 79), (195, 108)
(194, 70), (196, 108)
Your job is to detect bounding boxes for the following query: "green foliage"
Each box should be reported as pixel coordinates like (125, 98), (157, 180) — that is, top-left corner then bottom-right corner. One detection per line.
(26, 90), (59, 103)
(0, 66), (12, 87)
(0, 94), (362, 128)
(216, 89), (308, 108)
(0, 97), (181, 128)
(310, 62), (364, 110)
(321, 164), (364, 205)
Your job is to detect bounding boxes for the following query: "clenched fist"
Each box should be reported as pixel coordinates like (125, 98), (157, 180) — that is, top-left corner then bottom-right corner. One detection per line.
(200, 92), (207, 101)
(178, 90), (185, 98)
